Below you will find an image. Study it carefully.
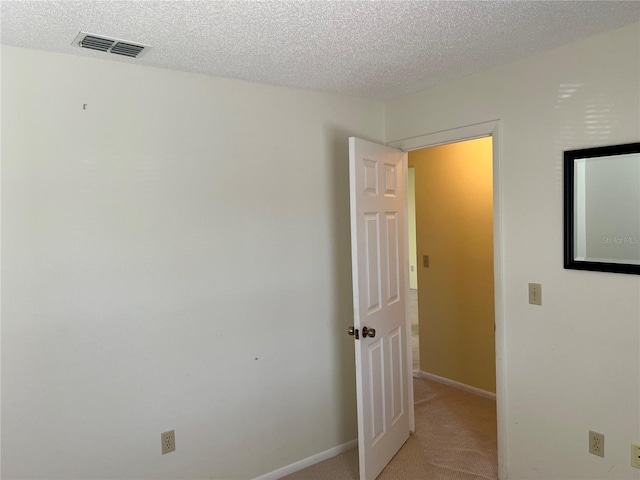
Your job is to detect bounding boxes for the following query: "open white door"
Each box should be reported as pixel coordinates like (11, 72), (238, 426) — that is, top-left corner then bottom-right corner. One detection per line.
(348, 137), (410, 480)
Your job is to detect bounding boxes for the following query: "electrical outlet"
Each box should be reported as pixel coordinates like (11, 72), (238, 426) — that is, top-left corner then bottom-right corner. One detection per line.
(589, 430), (604, 457)
(632, 443), (640, 469)
(423, 255), (429, 268)
(161, 430), (175, 454)
(528, 283), (542, 305)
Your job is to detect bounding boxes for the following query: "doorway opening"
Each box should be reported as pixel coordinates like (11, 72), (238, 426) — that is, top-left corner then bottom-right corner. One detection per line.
(408, 136), (495, 394)
(407, 135), (498, 477)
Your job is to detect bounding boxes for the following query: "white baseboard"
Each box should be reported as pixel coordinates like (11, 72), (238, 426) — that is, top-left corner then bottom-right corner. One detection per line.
(414, 370), (496, 400)
(253, 438), (358, 480)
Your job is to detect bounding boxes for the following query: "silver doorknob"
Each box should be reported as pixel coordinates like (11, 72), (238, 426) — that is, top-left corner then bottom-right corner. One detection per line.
(348, 326), (359, 339)
(362, 326), (376, 338)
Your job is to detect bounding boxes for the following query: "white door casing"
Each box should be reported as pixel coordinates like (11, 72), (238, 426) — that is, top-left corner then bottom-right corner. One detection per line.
(348, 137), (410, 480)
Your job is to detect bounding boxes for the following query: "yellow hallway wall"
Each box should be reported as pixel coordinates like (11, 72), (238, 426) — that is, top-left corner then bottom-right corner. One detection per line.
(409, 137), (495, 393)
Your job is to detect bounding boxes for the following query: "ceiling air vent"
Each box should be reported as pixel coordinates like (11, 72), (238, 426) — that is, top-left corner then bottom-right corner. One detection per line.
(78, 35), (113, 53)
(72, 32), (151, 59)
(110, 42), (145, 58)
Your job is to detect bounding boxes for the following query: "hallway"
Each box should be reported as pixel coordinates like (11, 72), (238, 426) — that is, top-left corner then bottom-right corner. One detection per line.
(410, 288), (419, 372)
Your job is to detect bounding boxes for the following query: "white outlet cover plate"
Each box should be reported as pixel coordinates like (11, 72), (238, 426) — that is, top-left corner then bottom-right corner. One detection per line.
(161, 430), (176, 455)
(589, 430), (604, 458)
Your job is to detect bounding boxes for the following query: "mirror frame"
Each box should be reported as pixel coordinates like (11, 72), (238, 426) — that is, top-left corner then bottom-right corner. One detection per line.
(564, 142), (640, 275)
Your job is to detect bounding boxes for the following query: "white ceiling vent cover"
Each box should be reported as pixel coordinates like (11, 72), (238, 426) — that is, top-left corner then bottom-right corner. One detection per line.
(72, 32), (151, 58)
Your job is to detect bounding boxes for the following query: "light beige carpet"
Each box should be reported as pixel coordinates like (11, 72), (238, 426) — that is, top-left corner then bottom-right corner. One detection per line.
(282, 376), (497, 480)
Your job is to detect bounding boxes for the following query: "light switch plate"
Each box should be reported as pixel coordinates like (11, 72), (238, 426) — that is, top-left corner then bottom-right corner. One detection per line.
(528, 283), (542, 305)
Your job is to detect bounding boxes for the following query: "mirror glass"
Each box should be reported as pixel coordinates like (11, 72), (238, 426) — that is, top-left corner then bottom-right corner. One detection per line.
(564, 143), (640, 274)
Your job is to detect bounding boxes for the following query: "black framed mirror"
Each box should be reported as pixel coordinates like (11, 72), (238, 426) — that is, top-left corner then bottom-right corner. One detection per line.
(564, 142), (640, 275)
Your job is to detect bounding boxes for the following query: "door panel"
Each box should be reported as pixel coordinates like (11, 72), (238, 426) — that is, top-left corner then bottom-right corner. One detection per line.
(385, 213), (399, 304)
(369, 340), (385, 442)
(389, 327), (403, 423)
(349, 137), (410, 480)
(364, 213), (381, 312)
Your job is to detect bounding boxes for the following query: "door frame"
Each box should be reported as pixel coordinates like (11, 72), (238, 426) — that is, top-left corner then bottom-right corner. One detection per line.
(388, 119), (506, 480)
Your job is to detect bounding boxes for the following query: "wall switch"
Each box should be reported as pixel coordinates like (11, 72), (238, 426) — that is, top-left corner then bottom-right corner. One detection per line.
(161, 430), (176, 454)
(589, 430), (604, 457)
(528, 283), (542, 305)
(423, 255), (429, 268)
(632, 444), (640, 469)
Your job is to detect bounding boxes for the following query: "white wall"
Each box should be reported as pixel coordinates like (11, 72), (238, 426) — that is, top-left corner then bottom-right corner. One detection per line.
(1, 46), (383, 479)
(386, 22), (640, 480)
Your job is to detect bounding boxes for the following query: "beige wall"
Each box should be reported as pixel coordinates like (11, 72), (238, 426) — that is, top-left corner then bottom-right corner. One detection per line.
(409, 138), (495, 393)
(387, 22), (640, 480)
(1, 45), (383, 480)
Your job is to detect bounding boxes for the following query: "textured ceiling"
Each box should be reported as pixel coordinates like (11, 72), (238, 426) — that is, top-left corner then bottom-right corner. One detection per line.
(1, 1), (639, 100)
